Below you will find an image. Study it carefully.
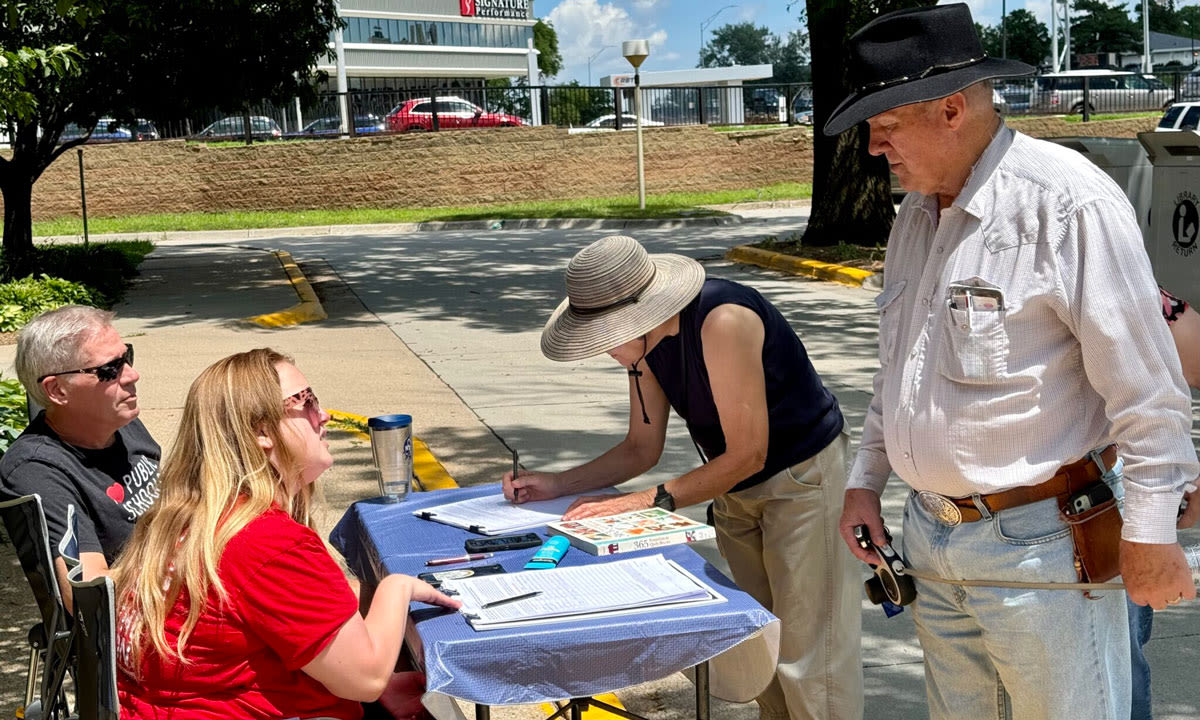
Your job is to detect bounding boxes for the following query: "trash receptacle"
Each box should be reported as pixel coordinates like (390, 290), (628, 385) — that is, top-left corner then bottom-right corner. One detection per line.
(1047, 136), (1152, 245)
(1139, 131), (1200, 308)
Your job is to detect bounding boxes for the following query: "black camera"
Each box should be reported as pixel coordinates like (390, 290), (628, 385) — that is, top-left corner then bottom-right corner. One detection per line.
(854, 524), (917, 607)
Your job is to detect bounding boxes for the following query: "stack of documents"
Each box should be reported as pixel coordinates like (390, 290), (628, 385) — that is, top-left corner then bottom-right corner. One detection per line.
(443, 553), (725, 630)
(414, 490), (613, 535)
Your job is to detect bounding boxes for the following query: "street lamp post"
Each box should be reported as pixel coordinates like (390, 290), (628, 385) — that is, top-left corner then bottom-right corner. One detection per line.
(587, 45), (613, 86)
(699, 5), (737, 65)
(623, 39), (650, 210)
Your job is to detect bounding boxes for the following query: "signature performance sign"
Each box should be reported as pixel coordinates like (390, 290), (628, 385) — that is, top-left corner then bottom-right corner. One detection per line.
(460, 0), (529, 19)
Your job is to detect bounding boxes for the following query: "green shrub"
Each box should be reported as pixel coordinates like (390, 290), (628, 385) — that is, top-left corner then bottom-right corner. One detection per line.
(0, 374), (29, 455)
(0, 275), (103, 331)
(29, 241), (153, 305)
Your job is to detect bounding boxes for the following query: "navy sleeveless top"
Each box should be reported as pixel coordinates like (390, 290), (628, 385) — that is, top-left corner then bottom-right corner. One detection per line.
(645, 278), (843, 493)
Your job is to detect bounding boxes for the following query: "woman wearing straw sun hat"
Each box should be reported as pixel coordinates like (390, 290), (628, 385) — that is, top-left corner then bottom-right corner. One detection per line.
(503, 235), (863, 720)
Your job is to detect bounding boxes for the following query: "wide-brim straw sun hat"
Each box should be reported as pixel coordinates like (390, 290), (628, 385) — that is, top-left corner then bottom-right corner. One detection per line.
(824, 3), (1034, 136)
(541, 235), (705, 362)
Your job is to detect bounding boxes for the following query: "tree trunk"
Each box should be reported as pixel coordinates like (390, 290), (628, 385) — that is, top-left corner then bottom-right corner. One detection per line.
(804, 126), (894, 246)
(803, 0), (935, 248)
(1, 177), (36, 279)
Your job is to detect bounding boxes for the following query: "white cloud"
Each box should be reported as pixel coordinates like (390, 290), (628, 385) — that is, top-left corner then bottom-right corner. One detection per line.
(546, 0), (670, 83)
(631, 0), (660, 10)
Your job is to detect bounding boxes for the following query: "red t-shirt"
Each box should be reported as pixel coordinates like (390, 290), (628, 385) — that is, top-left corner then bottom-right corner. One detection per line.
(117, 509), (362, 720)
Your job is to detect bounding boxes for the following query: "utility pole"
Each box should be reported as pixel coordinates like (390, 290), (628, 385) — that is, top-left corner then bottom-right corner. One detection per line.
(1051, 0), (1073, 72)
(1002, 0), (1007, 59)
(1143, 0), (1152, 73)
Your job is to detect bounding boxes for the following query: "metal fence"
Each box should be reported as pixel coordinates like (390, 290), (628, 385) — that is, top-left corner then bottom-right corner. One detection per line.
(50, 83), (817, 145)
(48, 70), (1200, 146)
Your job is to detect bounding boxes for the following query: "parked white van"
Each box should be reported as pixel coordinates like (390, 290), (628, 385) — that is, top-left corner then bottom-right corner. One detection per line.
(1030, 70), (1174, 114)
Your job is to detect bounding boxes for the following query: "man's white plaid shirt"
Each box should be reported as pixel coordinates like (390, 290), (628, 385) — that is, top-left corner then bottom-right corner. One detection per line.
(848, 124), (1198, 545)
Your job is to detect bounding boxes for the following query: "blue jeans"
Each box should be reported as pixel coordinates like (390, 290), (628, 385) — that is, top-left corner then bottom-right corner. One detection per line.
(1128, 598), (1154, 720)
(901, 471), (1131, 720)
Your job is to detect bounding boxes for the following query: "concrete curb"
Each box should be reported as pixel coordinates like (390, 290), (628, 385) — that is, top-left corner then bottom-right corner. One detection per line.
(245, 250), (329, 327)
(327, 410), (458, 491)
(35, 214), (746, 245)
(725, 245), (881, 290)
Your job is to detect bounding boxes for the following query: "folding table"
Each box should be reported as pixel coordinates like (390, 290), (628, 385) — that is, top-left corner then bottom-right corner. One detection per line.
(331, 484), (781, 720)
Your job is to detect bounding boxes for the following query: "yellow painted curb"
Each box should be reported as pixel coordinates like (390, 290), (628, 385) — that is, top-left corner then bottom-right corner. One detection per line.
(326, 410), (458, 490)
(725, 245), (877, 288)
(540, 694), (627, 719)
(246, 250), (329, 327)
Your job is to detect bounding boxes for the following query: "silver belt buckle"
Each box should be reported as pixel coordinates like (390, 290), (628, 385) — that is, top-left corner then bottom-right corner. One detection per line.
(918, 490), (963, 527)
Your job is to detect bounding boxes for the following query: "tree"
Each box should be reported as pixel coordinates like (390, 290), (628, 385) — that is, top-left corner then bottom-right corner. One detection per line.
(546, 81), (612, 127)
(803, 0), (936, 248)
(769, 29), (811, 83)
(0, 0), (341, 276)
(979, 10), (1051, 68)
(1071, 0), (1140, 55)
(0, 45), (83, 124)
(533, 19), (562, 80)
(1180, 5), (1200, 40)
(1136, 0), (1183, 35)
(700, 23), (775, 68)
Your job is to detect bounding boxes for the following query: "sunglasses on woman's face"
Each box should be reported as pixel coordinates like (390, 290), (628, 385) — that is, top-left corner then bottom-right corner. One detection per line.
(284, 387), (323, 431)
(37, 344), (134, 384)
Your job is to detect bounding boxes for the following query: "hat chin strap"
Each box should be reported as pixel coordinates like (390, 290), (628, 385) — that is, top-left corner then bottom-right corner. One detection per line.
(628, 336), (651, 425)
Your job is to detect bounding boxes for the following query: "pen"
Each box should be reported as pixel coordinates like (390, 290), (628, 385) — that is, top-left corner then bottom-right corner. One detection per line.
(512, 448), (521, 503)
(481, 590), (542, 609)
(425, 552), (494, 567)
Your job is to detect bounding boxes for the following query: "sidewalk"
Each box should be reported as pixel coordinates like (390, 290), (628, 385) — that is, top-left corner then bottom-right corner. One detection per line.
(1, 230), (1196, 720)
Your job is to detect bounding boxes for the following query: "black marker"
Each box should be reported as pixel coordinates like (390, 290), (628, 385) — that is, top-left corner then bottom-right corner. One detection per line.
(481, 590), (541, 609)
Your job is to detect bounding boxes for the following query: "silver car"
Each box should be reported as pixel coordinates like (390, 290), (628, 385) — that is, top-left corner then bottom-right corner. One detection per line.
(1029, 70), (1174, 114)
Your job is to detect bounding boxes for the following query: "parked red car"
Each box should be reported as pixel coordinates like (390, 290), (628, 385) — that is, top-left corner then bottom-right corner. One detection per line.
(385, 96), (524, 132)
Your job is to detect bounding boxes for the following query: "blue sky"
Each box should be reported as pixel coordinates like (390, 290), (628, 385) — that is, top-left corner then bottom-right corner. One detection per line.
(537, 0), (1198, 84)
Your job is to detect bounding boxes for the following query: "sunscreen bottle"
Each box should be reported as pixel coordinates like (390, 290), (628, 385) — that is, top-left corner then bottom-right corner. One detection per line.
(524, 535), (569, 569)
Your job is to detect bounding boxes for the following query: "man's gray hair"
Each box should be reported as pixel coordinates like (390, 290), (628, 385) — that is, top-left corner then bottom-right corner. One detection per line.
(16, 305), (115, 407)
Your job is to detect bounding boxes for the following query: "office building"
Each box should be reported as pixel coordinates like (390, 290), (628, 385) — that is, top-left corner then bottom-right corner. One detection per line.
(319, 0), (540, 94)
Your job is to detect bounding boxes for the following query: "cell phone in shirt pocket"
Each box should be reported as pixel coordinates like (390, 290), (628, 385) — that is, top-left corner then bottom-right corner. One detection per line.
(946, 282), (1005, 312)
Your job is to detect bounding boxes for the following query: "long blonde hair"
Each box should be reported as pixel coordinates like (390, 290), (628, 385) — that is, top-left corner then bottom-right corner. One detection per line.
(113, 348), (314, 667)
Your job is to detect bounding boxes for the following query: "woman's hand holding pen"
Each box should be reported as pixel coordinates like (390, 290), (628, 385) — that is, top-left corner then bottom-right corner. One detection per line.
(502, 469), (561, 504)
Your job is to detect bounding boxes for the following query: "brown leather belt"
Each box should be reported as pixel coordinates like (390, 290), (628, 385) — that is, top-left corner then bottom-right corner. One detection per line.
(916, 445), (1118, 526)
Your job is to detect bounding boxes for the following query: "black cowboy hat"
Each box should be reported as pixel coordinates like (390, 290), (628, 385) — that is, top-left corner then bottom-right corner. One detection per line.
(823, 3), (1034, 136)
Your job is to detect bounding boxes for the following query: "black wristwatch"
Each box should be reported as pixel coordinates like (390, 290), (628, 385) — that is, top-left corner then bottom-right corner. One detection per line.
(653, 484), (676, 511)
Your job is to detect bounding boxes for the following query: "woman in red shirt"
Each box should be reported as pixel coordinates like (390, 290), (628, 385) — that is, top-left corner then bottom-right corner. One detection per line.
(113, 348), (459, 719)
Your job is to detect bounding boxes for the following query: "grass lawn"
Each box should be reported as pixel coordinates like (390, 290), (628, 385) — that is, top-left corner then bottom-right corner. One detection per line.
(29, 182), (813, 236)
(1059, 111), (1161, 123)
(753, 231), (887, 272)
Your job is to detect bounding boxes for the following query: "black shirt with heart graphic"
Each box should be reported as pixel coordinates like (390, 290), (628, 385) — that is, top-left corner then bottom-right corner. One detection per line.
(0, 412), (160, 564)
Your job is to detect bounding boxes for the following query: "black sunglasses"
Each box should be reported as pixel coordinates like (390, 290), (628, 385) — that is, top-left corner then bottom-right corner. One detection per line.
(38, 344), (134, 384)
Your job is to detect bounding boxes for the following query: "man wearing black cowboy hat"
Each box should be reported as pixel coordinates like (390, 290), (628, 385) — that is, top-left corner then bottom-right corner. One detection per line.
(505, 235), (863, 720)
(827, 4), (1198, 719)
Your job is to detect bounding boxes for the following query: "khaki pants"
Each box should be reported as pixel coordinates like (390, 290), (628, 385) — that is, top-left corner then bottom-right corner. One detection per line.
(713, 432), (863, 720)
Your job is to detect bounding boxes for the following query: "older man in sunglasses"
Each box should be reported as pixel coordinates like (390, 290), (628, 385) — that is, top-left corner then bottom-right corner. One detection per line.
(0, 305), (159, 606)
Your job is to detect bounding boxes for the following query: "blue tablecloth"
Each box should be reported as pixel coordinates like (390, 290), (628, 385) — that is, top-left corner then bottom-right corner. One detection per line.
(330, 484), (779, 705)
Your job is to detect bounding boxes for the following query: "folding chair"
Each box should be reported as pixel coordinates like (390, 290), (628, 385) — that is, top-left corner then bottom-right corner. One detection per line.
(0, 494), (76, 720)
(68, 575), (118, 720)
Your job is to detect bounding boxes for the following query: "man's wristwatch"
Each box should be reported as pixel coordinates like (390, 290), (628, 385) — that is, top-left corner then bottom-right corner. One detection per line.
(653, 484), (676, 511)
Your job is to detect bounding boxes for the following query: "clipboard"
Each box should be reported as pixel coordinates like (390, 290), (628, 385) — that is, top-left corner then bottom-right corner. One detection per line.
(414, 489), (617, 535)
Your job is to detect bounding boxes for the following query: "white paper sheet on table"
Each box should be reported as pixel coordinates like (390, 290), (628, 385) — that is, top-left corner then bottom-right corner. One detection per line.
(442, 553), (726, 630)
(413, 489), (614, 535)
